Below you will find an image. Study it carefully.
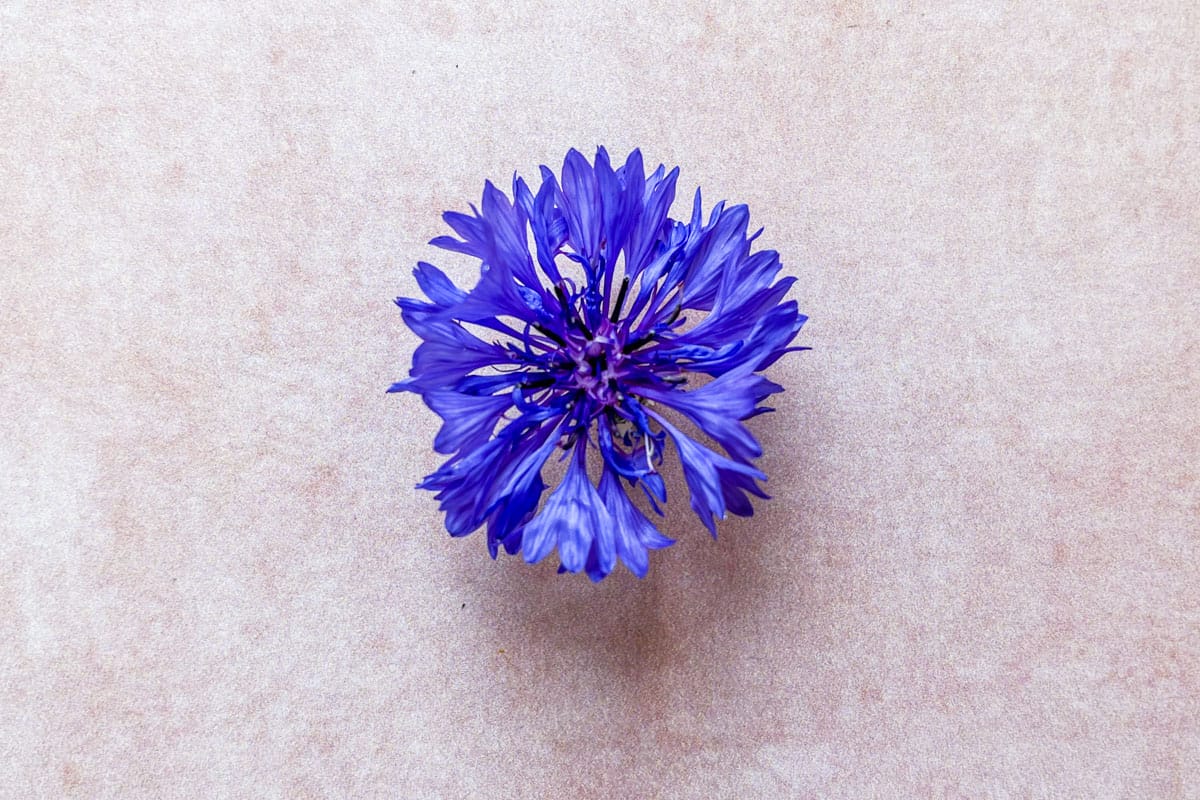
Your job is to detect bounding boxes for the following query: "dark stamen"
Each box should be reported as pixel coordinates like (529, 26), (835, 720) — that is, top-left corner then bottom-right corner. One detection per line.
(555, 282), (593, 338)
(532, 323), (566, 346)
(664, 302), (683, 326)
(622, 300), (684, 353)
(623, 334), (653, 353)
(610, 276), (630, 323)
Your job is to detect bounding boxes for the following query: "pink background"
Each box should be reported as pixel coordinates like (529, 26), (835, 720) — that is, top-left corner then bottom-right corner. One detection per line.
(3, 2), (1198, 797)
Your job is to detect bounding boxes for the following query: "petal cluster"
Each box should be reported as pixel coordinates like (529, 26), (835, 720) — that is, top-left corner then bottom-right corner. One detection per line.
(391, 148), (807, 580)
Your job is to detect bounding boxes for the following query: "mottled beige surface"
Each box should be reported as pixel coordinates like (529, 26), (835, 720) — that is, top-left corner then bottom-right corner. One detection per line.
(2, 2), (1198, 798)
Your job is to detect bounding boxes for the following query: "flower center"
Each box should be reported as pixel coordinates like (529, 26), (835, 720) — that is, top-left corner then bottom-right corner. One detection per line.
(564, 326), (626, 406)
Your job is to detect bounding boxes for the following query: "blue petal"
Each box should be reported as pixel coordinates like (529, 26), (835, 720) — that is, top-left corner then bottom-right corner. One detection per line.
(520, 169), (567, 283)
(633, 367), (781, 462)
(558, 148), (601, 260)
(394, 296), (436, 315)
(425, 389), (513, 454)
(413, 261), (466, 307)
(624, 165), (679, 276)
(454, 373), (529, 396)
(582, 503), (617, 582)
(486, 471), (544, 558)
(418, 434), (515, 536)
(603, 147), (644, 260)
(441, 260), (541, 325)
(481, 180), (541, 289)
(678, 204), (751, 311)
(646, 410), (767, 536)
(598, 417), (667, 512)
(485, 419), (565, 516)
(714, 249), (786, 307)
(597, 465), (674, 579)
(720, 469), (770, 517)
(436, 209), (488, 252)
(641, 341), (742, 366)
(596, 414), (663, 495)
(420, 419), (560, 538)
(520, 441), (613, 572)
(679, 276), (796, 347)
(669, 302), (806, 376)
(402, 315), (512, 387)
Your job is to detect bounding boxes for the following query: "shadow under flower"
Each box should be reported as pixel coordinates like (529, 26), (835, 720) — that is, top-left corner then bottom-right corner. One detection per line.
(445, 367), (831, 740)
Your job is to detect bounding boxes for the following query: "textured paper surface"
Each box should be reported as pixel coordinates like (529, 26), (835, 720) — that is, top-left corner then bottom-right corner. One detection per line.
(3, 2), (1198, 797)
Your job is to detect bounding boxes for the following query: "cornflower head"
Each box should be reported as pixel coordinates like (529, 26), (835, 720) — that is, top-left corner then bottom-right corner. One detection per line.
(391, 147), (807, 581)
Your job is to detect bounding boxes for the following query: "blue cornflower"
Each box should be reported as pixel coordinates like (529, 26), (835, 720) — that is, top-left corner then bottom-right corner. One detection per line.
(390, 148), (807, 581)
